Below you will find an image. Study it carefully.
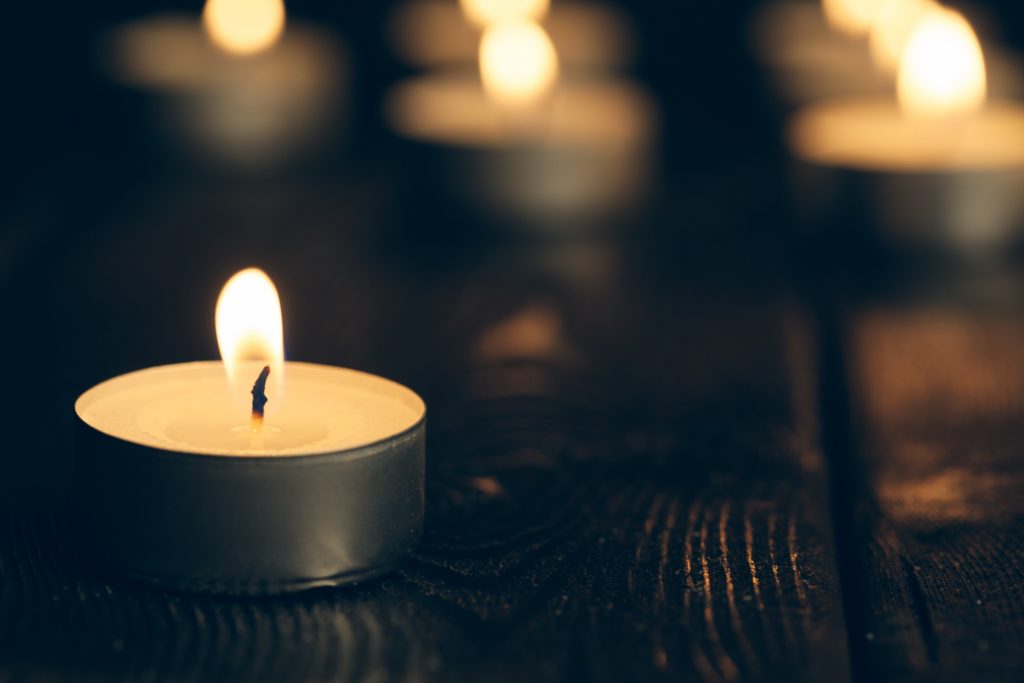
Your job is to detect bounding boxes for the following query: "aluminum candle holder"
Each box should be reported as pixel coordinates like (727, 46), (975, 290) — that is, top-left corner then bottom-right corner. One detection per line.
(790, 161), (1024, 257)
(75, 362), (426, 596)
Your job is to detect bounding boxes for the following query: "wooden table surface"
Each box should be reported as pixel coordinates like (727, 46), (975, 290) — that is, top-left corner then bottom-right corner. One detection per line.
(826, 273), (1024, 683)
(0, 162), (1022, 683)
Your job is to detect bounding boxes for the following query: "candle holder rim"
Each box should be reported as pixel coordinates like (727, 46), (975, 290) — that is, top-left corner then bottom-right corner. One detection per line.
(76, 411), (427, 467)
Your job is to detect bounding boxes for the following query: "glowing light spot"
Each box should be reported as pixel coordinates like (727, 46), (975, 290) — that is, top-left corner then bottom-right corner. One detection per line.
(898, 10), (986, 118)
(203, 0), (286, 56)
(215, 268), (285, 408)
(479, 21), (558, 109)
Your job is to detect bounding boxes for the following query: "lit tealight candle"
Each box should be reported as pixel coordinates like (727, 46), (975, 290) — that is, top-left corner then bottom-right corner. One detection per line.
(385, 20), (657, 230)
(75, 269), (426, 594)
(103, 0), (347, 169)
(787, 10), (1024, 252)
(790, 10), (1016, 169)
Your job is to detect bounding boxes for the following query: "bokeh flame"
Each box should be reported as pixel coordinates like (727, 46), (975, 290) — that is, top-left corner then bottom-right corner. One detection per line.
(480, 21), (559, 109)
(460, 0), (550, 28)
(203, 0), (286, 56)
(215, 268), (285, 408)
(897, 10), (986, 118)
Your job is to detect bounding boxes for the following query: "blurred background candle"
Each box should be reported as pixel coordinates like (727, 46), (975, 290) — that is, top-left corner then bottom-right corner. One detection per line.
(385, 18), (657, 234)
(788, 9), (1024, 256)
(102, 0), (349, 172)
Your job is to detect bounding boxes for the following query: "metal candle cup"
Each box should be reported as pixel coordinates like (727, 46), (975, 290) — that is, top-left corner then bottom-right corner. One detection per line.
(75, 361), (426, 595)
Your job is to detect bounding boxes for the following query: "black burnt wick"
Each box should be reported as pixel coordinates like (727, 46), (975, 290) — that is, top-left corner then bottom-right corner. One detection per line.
(251, 365), (271, 419)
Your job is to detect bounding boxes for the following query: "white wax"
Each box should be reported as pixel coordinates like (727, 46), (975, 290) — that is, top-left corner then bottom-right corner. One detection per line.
(788, 98), (1024, 171)
(76, 362), (425, 457)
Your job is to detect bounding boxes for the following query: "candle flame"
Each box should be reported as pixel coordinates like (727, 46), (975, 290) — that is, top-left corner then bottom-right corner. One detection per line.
(897, 10), (986, 119)
(480, 21), (559, 109)
(822, 0), (888, 36)
(203, 0), (286, 56)
(215, 268), (285, 409)
(868, 0), (940, 73)
(460, 0), (550, 28)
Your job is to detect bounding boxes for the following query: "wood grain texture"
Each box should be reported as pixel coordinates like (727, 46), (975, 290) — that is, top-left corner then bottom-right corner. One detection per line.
(0, 182), (849, 682)
(841, 303), (1024, 683)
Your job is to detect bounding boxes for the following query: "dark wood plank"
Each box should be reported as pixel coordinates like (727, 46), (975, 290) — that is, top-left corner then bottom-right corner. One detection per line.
(836, 296), (1024, 683)
(0, 182), (850, 682)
